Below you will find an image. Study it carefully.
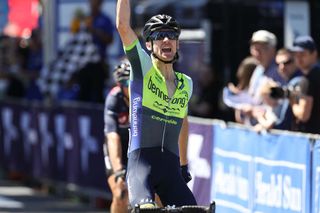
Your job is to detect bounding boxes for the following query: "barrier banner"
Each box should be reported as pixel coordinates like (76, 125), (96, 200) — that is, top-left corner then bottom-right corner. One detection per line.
(212, 124), (311, 213)
(188, 119), (213, 205)
(1, 102), (26, 173)
(1, 100), (318, 210)
(312, 139), (320, 213)
(0, 101), (108, 191)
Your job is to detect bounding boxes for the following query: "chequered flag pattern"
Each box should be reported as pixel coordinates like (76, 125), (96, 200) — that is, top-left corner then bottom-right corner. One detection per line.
(37, 31), (100, 98)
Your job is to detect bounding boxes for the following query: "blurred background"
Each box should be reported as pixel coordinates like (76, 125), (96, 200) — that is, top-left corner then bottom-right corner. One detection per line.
(0, 0), (320, 212)
(0, 0), (319, 117)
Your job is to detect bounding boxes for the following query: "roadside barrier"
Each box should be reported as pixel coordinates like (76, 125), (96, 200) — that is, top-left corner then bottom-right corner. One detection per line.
(0, 99), (319, 212)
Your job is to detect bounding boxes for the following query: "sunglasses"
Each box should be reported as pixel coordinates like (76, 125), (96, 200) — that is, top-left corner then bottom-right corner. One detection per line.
(149, 31), (179, 41)
(276, 58), (293, 66)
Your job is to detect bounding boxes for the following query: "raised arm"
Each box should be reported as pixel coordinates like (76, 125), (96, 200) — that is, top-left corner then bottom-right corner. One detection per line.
(116, 0), (137, 47)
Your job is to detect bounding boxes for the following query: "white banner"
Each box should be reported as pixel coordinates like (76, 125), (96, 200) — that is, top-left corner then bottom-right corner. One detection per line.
(284, 1), (310, 48)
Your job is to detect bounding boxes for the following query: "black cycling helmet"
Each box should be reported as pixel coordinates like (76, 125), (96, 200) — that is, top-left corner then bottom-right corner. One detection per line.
(113, 60), (131, 87)
(143, 14), (181, 41)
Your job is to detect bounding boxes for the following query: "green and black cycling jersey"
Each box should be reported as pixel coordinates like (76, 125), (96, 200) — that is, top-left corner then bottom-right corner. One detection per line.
(125, 39), (193, 156)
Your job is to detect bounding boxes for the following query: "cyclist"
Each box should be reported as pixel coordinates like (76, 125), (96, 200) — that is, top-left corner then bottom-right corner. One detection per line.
(116, 0), (196, 209)
(104, 60), (130, 213)
(104, 60), (164, 212)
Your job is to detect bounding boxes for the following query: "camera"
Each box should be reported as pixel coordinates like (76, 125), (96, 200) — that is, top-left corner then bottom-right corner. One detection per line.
(270, 86), (292, 99)
(269, 76), (309, 100)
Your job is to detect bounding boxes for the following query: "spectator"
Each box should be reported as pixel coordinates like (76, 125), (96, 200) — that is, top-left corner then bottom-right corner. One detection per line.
(70, 8), (87, 34)
(189, 64), (222, 118)
(251, 78), (290, 132)
(228, 30), (286, 127)
(223, 56), (258, 124)
(77, 0), (115, 103)
(248, 30), (286, 104)
(86, 0), (114, 61)
(23, 29), (43, 100)
(77, 62), (107, 103)
(2, 36), (26, 99)
(250, 48), (305, 131)
(290, 35), (320, 134)
(275, 48), (301, 83)
(266, 48), (303, 130)
(229, 56), (258, 93)
(36, 26), (102, 102)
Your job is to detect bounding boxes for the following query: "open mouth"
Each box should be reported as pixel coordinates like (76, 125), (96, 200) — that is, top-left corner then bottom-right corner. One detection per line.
(162, 47), (172, 53)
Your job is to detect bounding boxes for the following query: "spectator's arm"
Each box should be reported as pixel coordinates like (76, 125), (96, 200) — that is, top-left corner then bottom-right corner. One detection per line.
(252, 107), (276, 130)
(116, 0), (137, 47)
(178, 116), (189, 166)
(292, 95), (313, 122)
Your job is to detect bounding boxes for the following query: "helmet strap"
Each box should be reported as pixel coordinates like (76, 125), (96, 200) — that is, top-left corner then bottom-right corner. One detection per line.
(150, 40), (179, 64)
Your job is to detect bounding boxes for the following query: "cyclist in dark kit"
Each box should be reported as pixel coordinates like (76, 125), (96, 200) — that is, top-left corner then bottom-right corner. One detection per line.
(104, 60), (130, 213)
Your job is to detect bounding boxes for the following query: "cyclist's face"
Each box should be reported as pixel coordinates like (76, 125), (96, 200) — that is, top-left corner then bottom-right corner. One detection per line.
(147, 31), (179, 61)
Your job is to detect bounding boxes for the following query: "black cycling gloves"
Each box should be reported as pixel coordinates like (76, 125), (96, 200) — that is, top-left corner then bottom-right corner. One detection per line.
(181, 164), (192, 183)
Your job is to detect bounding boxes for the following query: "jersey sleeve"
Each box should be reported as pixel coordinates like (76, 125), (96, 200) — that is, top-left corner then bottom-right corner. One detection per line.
(124, 39), (152, 80)
(186, 76), (193, 101)
(104, 92), (119, 135)
(184, 74), (193, 116)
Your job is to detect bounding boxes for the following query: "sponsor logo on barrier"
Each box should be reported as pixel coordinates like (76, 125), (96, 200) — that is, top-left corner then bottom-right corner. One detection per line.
(255, 172), (302, 211)
(188, 134), (211, 190)
(255, 166), (303, 212)
(21, 112), (38, 159)
(39, 113), (54, 166)
(79, 116), (98, 173)
(213, 148), (306, 212)
(0, 102), (107, 191)
(215, 162), (249, 201)
(54, 114), (73, 168)
(213, 148), (251, 207)
(1, 108), (18, 156)
(254, 157), (305, 212)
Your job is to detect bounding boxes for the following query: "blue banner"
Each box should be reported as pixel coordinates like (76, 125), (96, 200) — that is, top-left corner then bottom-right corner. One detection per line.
(312, 139), (320, 213)
(211, 125), (311, 213)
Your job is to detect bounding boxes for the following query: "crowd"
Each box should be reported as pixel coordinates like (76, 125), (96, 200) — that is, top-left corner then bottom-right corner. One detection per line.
(223, 30), (320, 135)
(1, 0), (320, 212)
(0, 3), (319, 128)
(0, 0), (114, 104)
(1, 15), (319, 135)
